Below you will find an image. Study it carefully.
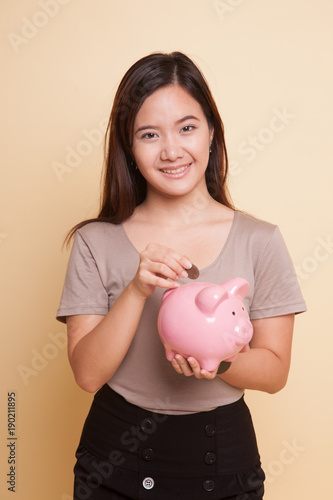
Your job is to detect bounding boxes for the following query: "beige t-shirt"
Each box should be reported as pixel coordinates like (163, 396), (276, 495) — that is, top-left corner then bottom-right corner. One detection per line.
(56, 211), (306, 414)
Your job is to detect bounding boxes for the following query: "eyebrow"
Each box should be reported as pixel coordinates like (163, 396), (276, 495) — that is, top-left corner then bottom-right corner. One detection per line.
(135, 115), (200, 134)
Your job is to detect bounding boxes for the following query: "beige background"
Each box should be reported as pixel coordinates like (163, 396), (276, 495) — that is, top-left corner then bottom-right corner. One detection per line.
(1, 0), (332, 498)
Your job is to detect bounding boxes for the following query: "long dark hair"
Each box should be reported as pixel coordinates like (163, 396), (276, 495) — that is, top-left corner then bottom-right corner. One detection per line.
(66, 51), (234, 243)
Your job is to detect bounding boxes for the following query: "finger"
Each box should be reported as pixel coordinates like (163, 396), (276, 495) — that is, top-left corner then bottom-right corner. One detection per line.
(174, 355), (194, 377)
(150, 261), (186, 281)
(132, 266), (180, 298)
(139, 257), (183, 284)
(187, 357), (217, 380)
(148, 244), (192, 269)
(187, 357), (205, 379)
(187, 357), (201, 372)
(171, 357), (183, 374)
(136, 260), (180, 289)
(143, 244), (192, 277)
(200, 369), (216, 380)
(153, 258), (189, 281)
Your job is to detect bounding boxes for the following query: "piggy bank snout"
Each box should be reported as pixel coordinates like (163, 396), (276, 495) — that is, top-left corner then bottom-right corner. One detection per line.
(234, 318), (253, 342)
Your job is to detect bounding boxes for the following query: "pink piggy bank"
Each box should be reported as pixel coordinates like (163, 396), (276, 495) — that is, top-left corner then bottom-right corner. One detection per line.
(157, 277), (253, 372)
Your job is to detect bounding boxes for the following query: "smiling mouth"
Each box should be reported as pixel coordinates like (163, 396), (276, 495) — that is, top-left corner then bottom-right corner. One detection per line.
(161, 163), (191, 174)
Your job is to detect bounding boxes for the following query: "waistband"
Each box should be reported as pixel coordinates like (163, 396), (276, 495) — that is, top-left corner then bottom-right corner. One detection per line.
(79, 384), (260, 476)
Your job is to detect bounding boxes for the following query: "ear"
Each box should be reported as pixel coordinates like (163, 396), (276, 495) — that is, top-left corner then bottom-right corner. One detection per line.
(195, 285), (228, 315)
(221, 278), (250, 299)
(209, 128), (214, 146)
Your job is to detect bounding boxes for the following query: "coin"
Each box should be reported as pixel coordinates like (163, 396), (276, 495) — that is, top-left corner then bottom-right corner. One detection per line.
(217, 361), (231, 374)
(187, 264), (200, 280)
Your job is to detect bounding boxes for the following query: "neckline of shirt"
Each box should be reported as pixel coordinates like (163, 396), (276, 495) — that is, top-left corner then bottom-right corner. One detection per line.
(119, 210), (240, 275)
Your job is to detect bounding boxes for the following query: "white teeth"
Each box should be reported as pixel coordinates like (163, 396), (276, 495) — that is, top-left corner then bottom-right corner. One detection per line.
(162, 164), (190, 174)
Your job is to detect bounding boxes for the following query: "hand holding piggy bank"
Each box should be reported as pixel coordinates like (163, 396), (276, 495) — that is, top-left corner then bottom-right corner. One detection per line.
(157, 277), (253, 372)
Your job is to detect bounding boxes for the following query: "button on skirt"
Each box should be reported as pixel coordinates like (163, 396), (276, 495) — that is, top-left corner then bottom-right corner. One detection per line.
(73, 384), (265, 499)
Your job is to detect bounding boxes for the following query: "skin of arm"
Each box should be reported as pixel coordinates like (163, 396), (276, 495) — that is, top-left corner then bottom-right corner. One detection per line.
(67, 283), (146, 393)
(67, 244), (191, 393)
(171, 314), (295, 394)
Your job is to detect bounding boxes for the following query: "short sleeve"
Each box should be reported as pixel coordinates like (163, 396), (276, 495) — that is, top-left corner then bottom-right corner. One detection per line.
(250, 226), (307, 320)
(56, 231), (109, 323)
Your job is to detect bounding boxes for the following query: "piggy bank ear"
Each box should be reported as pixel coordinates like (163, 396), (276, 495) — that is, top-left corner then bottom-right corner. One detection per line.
(221, 278), (250, 299)
(195, 285), (229, 315)
(161, 289), (174, 302)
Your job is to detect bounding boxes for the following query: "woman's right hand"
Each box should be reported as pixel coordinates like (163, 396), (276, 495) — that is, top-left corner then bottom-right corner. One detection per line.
(131, 243), (193, 298)
(67, 244), (193, 392)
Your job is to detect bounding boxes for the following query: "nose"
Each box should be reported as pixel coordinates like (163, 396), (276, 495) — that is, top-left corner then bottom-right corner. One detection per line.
(160, 135), (184, 162)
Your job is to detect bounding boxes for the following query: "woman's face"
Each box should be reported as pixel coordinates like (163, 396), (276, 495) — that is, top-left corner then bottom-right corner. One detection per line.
(131, 85), (213, 200)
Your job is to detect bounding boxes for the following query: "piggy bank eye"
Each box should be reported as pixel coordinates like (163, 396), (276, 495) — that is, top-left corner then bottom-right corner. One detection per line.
(242, 307), (244, 311)
(232, 311), (235, 315)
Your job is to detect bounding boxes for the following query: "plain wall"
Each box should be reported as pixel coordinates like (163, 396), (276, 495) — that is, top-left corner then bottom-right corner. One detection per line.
(1, 1), (332, 498)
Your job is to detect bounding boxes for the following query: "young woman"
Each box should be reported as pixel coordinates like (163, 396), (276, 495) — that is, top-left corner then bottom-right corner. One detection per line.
(57, 52), (306, 499)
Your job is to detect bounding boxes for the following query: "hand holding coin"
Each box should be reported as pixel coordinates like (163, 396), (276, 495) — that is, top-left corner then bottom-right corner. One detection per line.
(187, 263), (200, 280)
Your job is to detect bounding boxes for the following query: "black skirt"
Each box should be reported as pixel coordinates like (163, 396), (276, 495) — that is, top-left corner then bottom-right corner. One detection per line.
(73, 384), (265, 500)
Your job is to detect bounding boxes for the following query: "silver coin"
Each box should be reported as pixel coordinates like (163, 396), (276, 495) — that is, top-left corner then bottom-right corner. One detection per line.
(187, 264), (200, 280)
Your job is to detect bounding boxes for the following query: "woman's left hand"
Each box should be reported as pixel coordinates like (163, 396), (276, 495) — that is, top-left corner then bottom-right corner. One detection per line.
(171, 355), (218, 380)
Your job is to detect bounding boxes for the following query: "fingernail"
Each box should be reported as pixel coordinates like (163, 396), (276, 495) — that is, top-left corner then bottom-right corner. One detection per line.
(183, 260), (192, 269)
(180, 270), (188, 278)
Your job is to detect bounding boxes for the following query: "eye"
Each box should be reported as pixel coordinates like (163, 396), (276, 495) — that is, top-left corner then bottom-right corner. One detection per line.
(141, 132), (158, 139)
(242, 307), (244, 311)
(180, 125), (195, 133)
(232, 311), (236, 316)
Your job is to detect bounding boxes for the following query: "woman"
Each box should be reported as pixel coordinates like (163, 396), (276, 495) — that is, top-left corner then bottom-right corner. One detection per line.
(57, 52), (306, 499)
